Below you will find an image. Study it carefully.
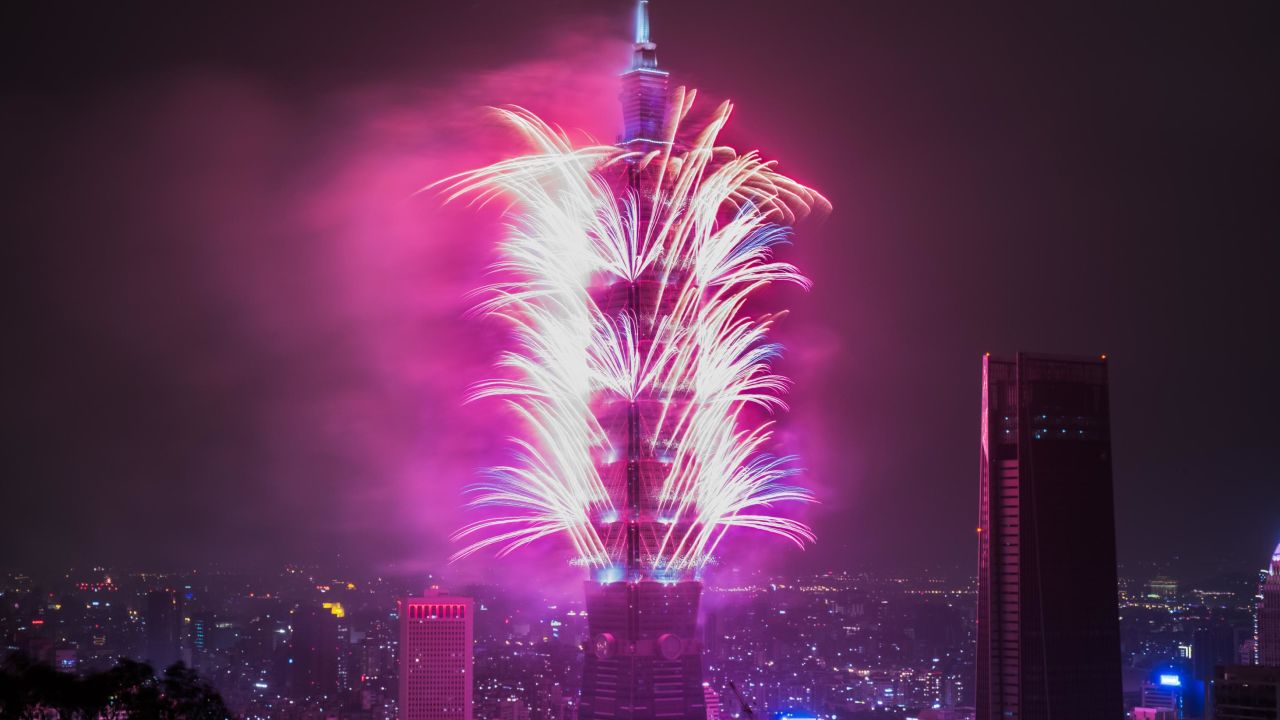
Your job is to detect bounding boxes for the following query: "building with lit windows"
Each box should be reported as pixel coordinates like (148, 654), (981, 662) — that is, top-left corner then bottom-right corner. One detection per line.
(975, 353), (1123, 720)
(399, 591), (473, 720)
(1141, 672), (1185, 719)
(579, 6), (707, 720)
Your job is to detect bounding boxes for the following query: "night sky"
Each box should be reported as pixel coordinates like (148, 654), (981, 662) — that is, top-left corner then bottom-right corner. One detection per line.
(3, 1), (1277, 582)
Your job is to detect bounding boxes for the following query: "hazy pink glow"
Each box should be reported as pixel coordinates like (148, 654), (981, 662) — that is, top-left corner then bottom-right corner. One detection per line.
(89, 28), (640, 585)
(289, 30), (636, 583)
(23, 23), (832, 588)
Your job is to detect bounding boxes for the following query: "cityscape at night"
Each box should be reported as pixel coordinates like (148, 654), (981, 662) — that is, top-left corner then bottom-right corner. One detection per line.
(3, 0), (1278, 719)
(2, 560), (1277, 719)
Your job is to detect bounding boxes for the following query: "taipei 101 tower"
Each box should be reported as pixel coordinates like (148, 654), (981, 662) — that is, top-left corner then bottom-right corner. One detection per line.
(446, 0), (821, 715)
(579, 4), (708, 720)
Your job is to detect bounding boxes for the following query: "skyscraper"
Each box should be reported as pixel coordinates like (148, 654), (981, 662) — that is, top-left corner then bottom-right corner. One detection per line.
(976, 353), (1123, 720)
(578, 5), (706, 720)
(290, 602), (344, 699)
(399, 591), (473, 720)
(1258, 543), (1280, 667)
(143, 589), (181, 671)
(1194, 626), (1239, 683)
(451, 3), (818, 719)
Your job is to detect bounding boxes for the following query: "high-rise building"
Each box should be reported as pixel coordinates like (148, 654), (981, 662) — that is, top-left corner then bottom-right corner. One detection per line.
(290, 602), (344, 699)
(1195, 626), (1239, 683)
(399, 591), (473, 720)
(143, 589), (181, 671)
(1258, 543), (1280, 667)
(975, 353), (1123, 720)
(500, 698), (532, 720)
(1210, 665), (1280, 720)
(579, 6), (706, 720)
(1141, 672), (1185, 719)
(581, 581), (706, 720)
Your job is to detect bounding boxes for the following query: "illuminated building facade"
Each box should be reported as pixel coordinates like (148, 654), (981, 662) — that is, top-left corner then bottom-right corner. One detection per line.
(399, 591), (473, 720)
(618, 0), (668, 152)
(1258, 543), (1280, 667)
(976, 353), (1123, 720)
(1254, 540), (1280, 666)
(290, 602), (345, 698)
(1140, 671), (1185, 719)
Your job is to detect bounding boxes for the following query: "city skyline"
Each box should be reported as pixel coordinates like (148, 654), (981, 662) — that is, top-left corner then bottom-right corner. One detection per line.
(4, 557), (1275, 720)
(4, 0), (1278, 581)
(5, 2), (1280, 718)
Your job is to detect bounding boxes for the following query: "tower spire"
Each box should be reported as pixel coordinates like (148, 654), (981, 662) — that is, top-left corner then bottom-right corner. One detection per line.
(630, 0), (658, 71)
(620, 0), (667, 145)
(635, 0), (650, 45)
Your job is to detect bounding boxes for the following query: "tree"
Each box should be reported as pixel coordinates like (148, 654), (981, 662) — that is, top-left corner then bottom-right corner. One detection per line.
(0, 653), (234, 719)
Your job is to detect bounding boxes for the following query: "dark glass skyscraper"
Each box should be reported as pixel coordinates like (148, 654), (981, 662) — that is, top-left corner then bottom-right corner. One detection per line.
(143, 589), (181, 671)
(976, 353), (1123, 720)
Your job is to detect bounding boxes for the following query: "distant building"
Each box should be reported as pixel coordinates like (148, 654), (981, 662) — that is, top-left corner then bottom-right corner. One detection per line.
(1133, 709), (1177, 720)
(1195, 627), (1238, 682)
(549, 685), (578, 720)
(1141, 672), (1184, 718)
(703, 683), (722, 720)
(290, 602), (343, 698)
(975, 353), (1123, 720)
(399, 590), (473, 720)
(499, 698), (531, 720)
(1210, 665), (1280, 720)
(1259, 543), (1280, 667)
(704, 613), (720, 658)
(1149, 577), (1179, 601)
(1242, 639), (1261, 666)
(54, 647), (77, 672)
(144, 589), (181, 670)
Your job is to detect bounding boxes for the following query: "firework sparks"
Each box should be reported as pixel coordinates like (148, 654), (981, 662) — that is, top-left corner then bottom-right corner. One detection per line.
(441, 90), (826, 579)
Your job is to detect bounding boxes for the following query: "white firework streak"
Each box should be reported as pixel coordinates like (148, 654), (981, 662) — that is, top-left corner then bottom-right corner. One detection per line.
(439, 90), (827, 572)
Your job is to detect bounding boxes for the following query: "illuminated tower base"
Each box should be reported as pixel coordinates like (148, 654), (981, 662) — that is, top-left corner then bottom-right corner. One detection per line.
(583, 6), (705, 720)
(580, 580), (706, 720)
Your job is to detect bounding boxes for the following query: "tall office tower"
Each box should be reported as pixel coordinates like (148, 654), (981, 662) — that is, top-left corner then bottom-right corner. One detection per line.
(1194, 625), (1240, 716)
(290, 603), (343, 698)
(1195, 626), (1239, 682)
(578, 5), (706, 720)
(399, 591), (473, 720)
(1259, 543), (1280, 666)
(975, 353), (1123, 720)
(1210, 666), (1280, 720)
(143, 589), (181, 671)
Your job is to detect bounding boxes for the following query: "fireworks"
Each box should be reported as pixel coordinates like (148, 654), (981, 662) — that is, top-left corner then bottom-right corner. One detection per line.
(441, 88), (826, 579)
